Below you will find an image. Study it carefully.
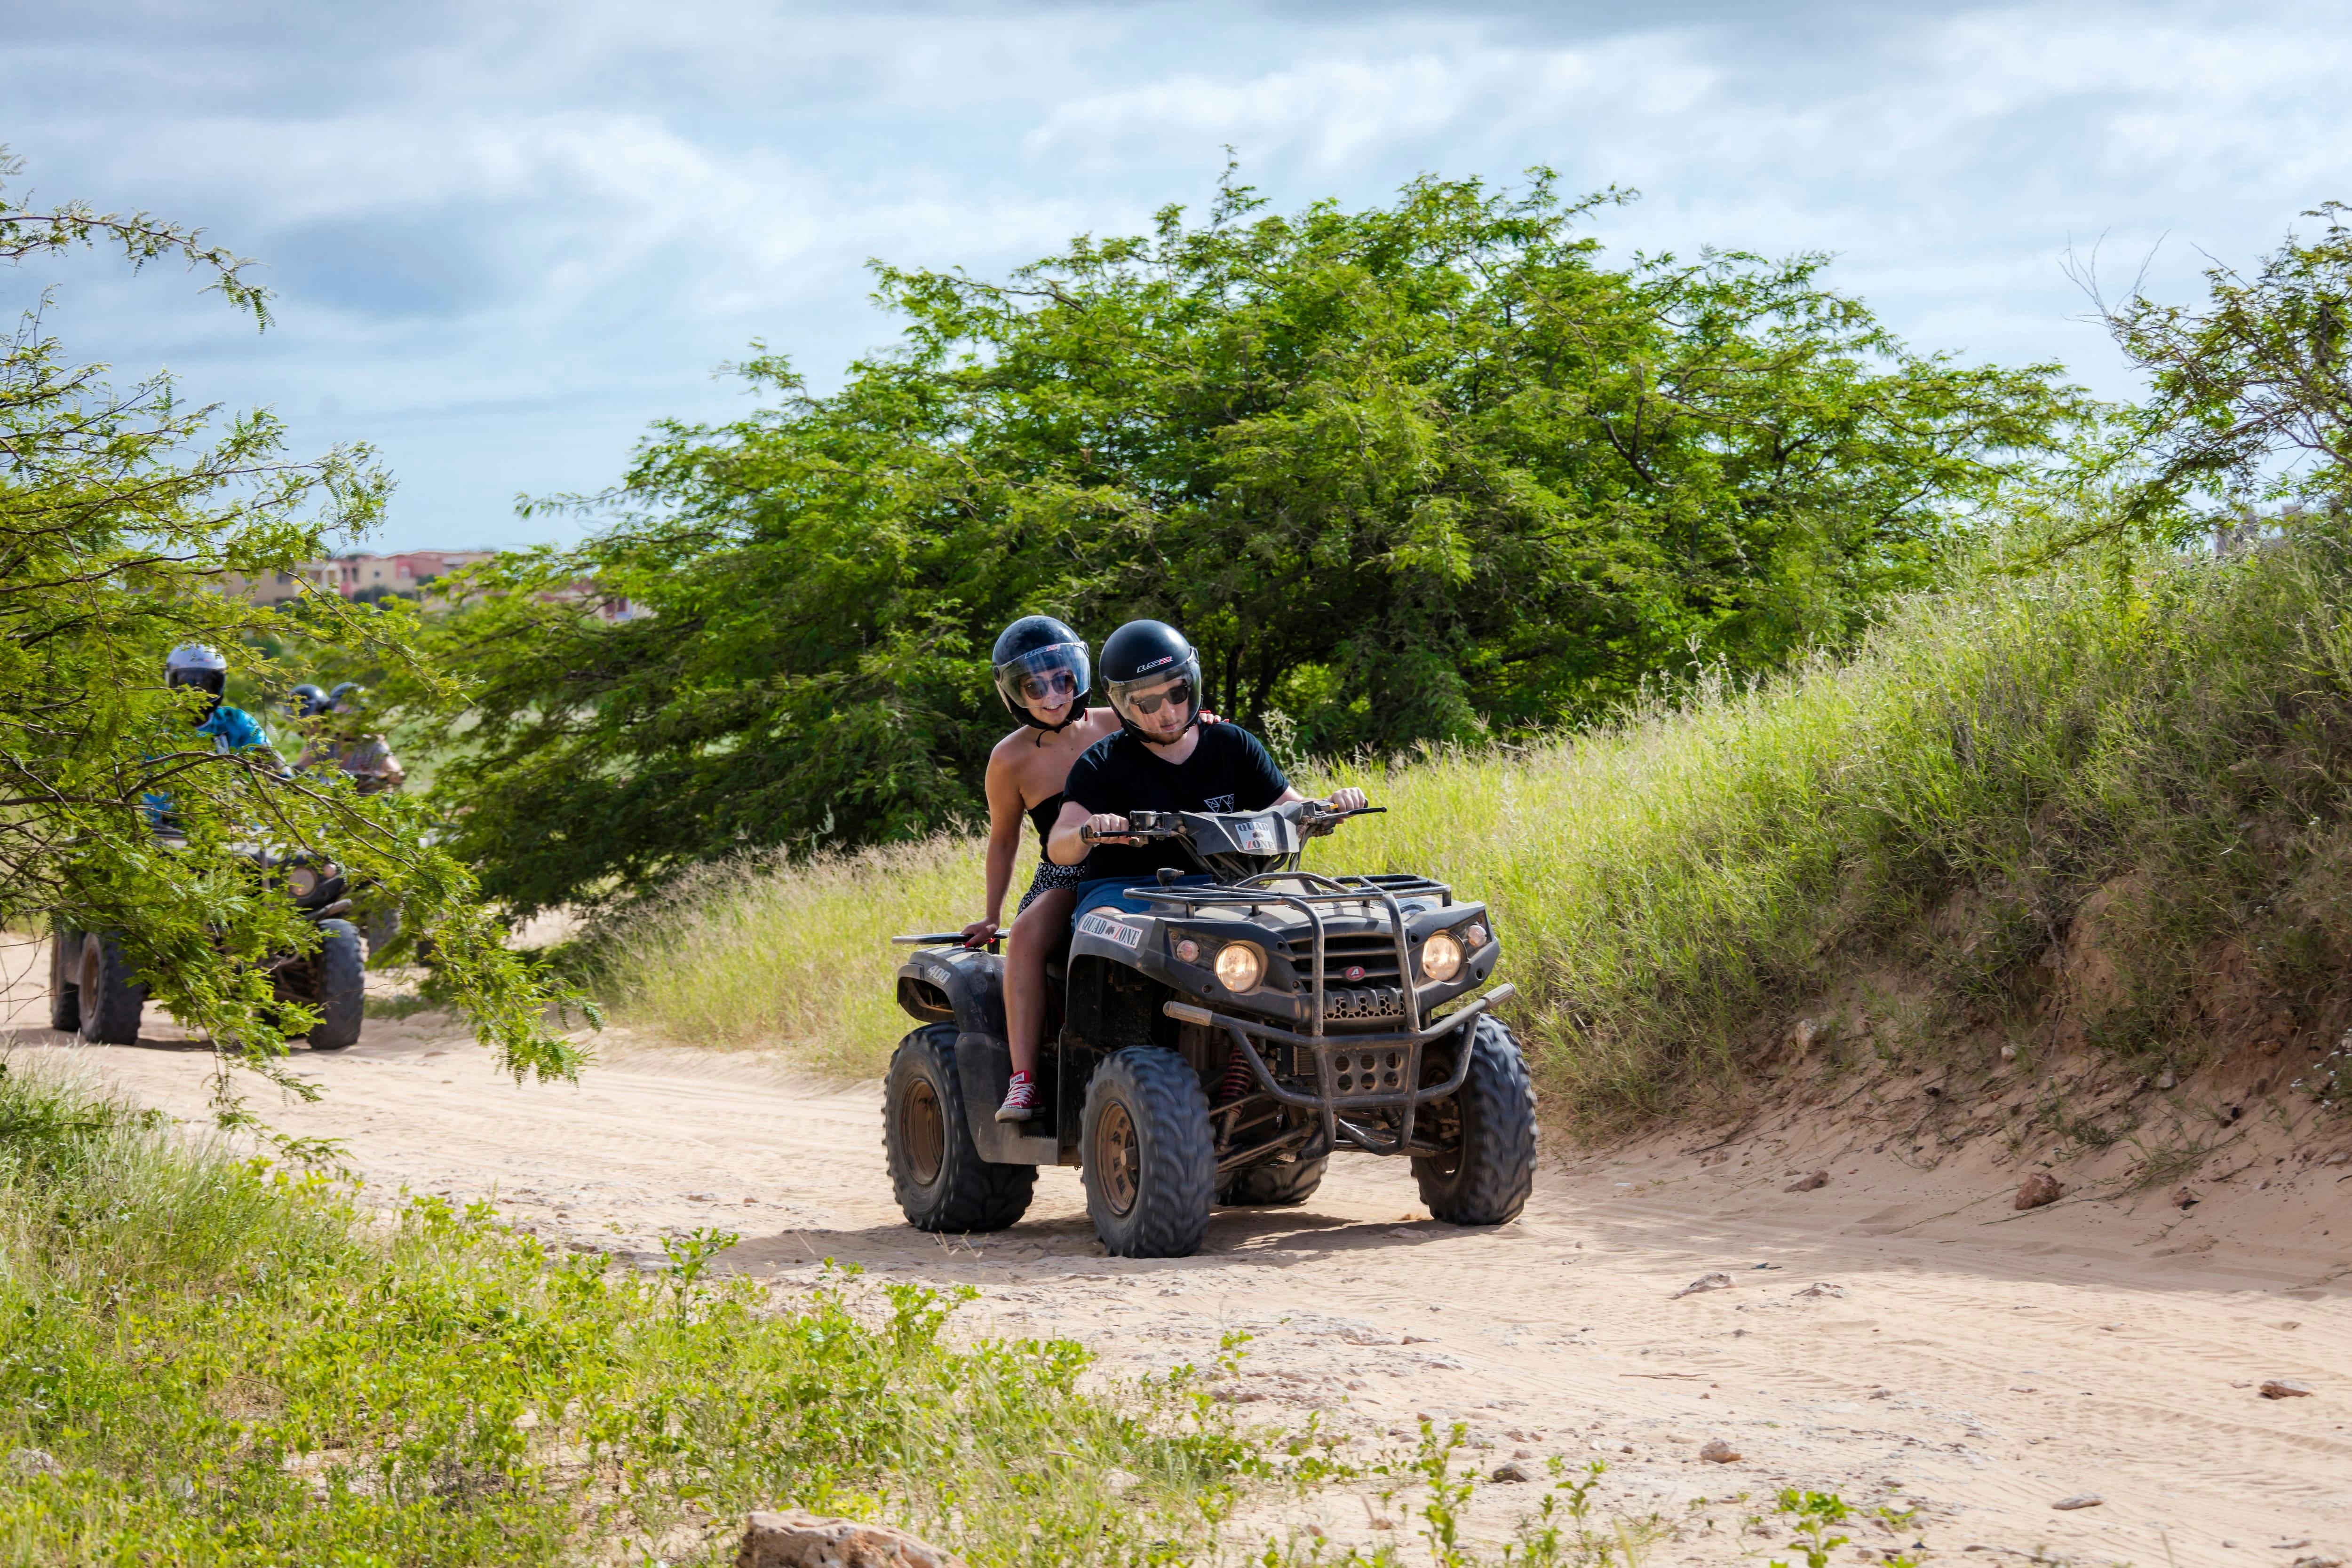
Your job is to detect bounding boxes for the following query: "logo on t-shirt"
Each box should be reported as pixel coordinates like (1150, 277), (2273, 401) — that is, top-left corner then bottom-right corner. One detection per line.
(1204, 793), (1236, 811)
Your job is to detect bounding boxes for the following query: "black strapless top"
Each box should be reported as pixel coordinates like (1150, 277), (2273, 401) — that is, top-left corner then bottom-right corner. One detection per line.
(1026, 792), (1064, 855)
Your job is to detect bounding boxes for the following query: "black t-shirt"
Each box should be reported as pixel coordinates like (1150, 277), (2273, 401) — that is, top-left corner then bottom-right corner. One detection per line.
(1063, 723), (1290, 881)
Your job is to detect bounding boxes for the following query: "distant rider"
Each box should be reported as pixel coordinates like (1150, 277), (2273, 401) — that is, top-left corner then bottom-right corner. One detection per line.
(299, 682), (406, 795)
(143, 643), (285, 829)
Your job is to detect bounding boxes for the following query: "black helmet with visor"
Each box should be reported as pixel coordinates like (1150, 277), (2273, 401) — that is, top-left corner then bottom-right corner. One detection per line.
(1100, 620), (1202, 741)
(990, 616), (1091, 734)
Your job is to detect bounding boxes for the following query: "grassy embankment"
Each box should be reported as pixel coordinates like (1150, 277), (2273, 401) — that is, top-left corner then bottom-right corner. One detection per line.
(588, 528), (2352, 1127)
(0, 1061), (1271, 1565)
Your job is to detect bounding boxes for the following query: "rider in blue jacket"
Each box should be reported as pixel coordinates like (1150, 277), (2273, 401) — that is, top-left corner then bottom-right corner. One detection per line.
(143, 644), (284, 828)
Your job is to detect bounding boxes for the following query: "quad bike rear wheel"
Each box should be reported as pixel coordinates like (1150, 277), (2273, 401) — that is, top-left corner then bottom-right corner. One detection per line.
(1082, 1045), (1215, 1257)
(1218, 1152), (1327, 1207)
(1412, 1015), (1536, 1225)
(75, 932), (145, 1046)
(47, 924), (81, 1034)
(305, 919), (365, 1051)
(884, 1024), (1034, 1232)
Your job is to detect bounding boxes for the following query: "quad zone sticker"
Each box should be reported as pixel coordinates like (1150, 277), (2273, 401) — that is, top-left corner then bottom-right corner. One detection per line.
(1078, 913), (1144, 949)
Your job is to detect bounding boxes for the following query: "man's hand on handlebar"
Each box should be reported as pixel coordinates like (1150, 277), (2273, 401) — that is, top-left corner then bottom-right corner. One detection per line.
(1303, 786), (1373, 837)
(1078, 812), (1136, 846)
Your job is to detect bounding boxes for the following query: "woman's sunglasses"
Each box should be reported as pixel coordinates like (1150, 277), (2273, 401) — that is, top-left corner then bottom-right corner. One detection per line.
(1126, 680), (1193, 716)
(1018, 669), (1081, 705)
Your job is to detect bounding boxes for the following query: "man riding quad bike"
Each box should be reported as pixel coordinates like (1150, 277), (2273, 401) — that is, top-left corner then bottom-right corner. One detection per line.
(50, 645), (366, 1050)
(883, 623), (1536, 1258)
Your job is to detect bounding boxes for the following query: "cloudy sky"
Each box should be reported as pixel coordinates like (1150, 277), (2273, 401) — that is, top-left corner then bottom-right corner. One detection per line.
(7, 0), (2348, 552)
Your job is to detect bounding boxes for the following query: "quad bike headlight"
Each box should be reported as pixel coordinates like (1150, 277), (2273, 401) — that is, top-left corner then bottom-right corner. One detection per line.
(1174, 938), (1201, 965)
(1420, 930), (1464, 982)
(1460, 922), (1490, 951)
(1213, 941), (1264, 992)
(286, 866), (320, 898)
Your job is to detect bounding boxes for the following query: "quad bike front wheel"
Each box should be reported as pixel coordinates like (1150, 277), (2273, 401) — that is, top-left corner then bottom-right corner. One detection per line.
(1082, 1045), (1215, 1258)
(884, 1025), (1035, 1233)
(305, 919), (366, 1051)
(1218, 1152), (1327, 1207)
(1412, 1015), (1537, 1225)
(75, 932), (146, 1046)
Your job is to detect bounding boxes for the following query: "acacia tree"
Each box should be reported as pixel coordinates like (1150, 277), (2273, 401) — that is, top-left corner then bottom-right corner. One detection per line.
(0, 150), (579, 1097)
(418, 171), (2087, 917)
(2075, 202), (2352, 546)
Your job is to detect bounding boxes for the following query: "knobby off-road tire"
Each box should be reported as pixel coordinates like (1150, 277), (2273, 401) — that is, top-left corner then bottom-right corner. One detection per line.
(1218, 1152), (1328, 1207)
(1412, 1015), (1537, 1225)
(76, 933), (145, 1046)
(306, 920), (366, 1051)
(47, 925), (80, 1034)
(1082, 1045), (1215, 1258)
(884, 1025), (1035, 1233)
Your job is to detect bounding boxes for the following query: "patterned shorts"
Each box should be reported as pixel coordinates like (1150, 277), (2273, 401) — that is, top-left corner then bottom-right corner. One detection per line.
(1017, 857), (1088, 914)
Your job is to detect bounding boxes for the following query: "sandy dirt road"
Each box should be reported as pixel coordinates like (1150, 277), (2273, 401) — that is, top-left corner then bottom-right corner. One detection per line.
(5, 982), (2350, 1567)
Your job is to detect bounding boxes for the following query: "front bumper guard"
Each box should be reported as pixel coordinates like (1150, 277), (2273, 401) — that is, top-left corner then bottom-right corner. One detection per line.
(1165, 982), (1515, 1156)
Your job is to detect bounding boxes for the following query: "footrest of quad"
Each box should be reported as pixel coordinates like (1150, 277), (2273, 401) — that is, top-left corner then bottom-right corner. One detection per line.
(954, 1030), (1058, 1166)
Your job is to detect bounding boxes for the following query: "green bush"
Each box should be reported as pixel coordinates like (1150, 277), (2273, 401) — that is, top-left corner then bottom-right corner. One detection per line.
(0, 1062), (1259, 1565)
(587, 523), (2352, 1126)
(411, 170), (2081, 918)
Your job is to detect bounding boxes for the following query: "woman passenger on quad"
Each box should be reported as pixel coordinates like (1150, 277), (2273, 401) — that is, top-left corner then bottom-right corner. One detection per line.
(959, 618), (1121, 1124)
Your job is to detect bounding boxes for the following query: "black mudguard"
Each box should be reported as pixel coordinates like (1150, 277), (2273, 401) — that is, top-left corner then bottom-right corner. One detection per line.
(895, 945), (1058, 1166)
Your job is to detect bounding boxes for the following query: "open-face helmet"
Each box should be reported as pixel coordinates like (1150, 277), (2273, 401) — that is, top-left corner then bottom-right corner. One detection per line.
(164, 644), (229, 712)
(990, 616), (1090, 733)
(328, 681), (366, 713)
(290, 683), (328, 718)
(1100, 620), (1202, 742)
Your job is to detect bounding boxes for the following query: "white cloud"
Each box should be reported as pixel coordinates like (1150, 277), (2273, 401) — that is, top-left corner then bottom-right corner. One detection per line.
(9, 0), (2352, 549)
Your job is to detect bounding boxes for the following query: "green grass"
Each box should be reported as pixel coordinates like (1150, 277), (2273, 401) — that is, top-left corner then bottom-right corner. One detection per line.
(587, 525), (2352, 1127)
(0, 1057), (1785, 1567)
(0, 1060), (1269, 1565)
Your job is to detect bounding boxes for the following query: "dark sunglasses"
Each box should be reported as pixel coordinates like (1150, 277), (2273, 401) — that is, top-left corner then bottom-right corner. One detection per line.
(1018, 669), (1080, 704)
(1127, 680), (1193, 715)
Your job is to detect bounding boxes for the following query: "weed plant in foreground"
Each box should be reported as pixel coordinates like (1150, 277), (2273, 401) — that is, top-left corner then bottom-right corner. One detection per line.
(0, 1060), (1818, 1567)
(591, 527), (2352, 1130)
(0, 1061), (1262, 1566)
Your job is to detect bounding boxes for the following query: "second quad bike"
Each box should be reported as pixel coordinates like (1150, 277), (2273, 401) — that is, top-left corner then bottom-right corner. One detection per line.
(882, 799), (1536, 1258)
(50, 841), (366, 1051)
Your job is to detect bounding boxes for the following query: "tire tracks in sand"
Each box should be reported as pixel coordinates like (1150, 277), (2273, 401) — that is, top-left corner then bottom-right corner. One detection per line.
(7, 1004), (2349, 1567)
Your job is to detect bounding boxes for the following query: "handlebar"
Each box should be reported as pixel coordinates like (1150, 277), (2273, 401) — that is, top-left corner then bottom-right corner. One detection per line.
(890, 932), (1001, 952)
(1078, 812), (1183, 845)
(1079, 802), (1383, 843)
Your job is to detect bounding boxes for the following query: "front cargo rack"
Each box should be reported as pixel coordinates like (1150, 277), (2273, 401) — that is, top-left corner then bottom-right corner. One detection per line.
(1120, 869), (1453, 1039)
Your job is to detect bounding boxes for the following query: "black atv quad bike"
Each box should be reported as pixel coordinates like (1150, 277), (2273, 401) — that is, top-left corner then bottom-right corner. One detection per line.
(883, 799), (1536, 1258)
(50, 842), (366, 1050)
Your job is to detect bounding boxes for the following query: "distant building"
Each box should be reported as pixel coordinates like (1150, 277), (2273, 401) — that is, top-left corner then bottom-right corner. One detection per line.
(216, 550), (498, 606)
(214, 550), (647, 621)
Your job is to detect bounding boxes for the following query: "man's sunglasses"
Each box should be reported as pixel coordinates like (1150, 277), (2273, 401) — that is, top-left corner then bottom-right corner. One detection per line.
(1126, 680), (1193, 716)
(1017, 669), (1081, 704)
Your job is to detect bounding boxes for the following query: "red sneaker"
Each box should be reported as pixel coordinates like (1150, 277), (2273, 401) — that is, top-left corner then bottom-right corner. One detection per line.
(996, 1071), (1041, 1123)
